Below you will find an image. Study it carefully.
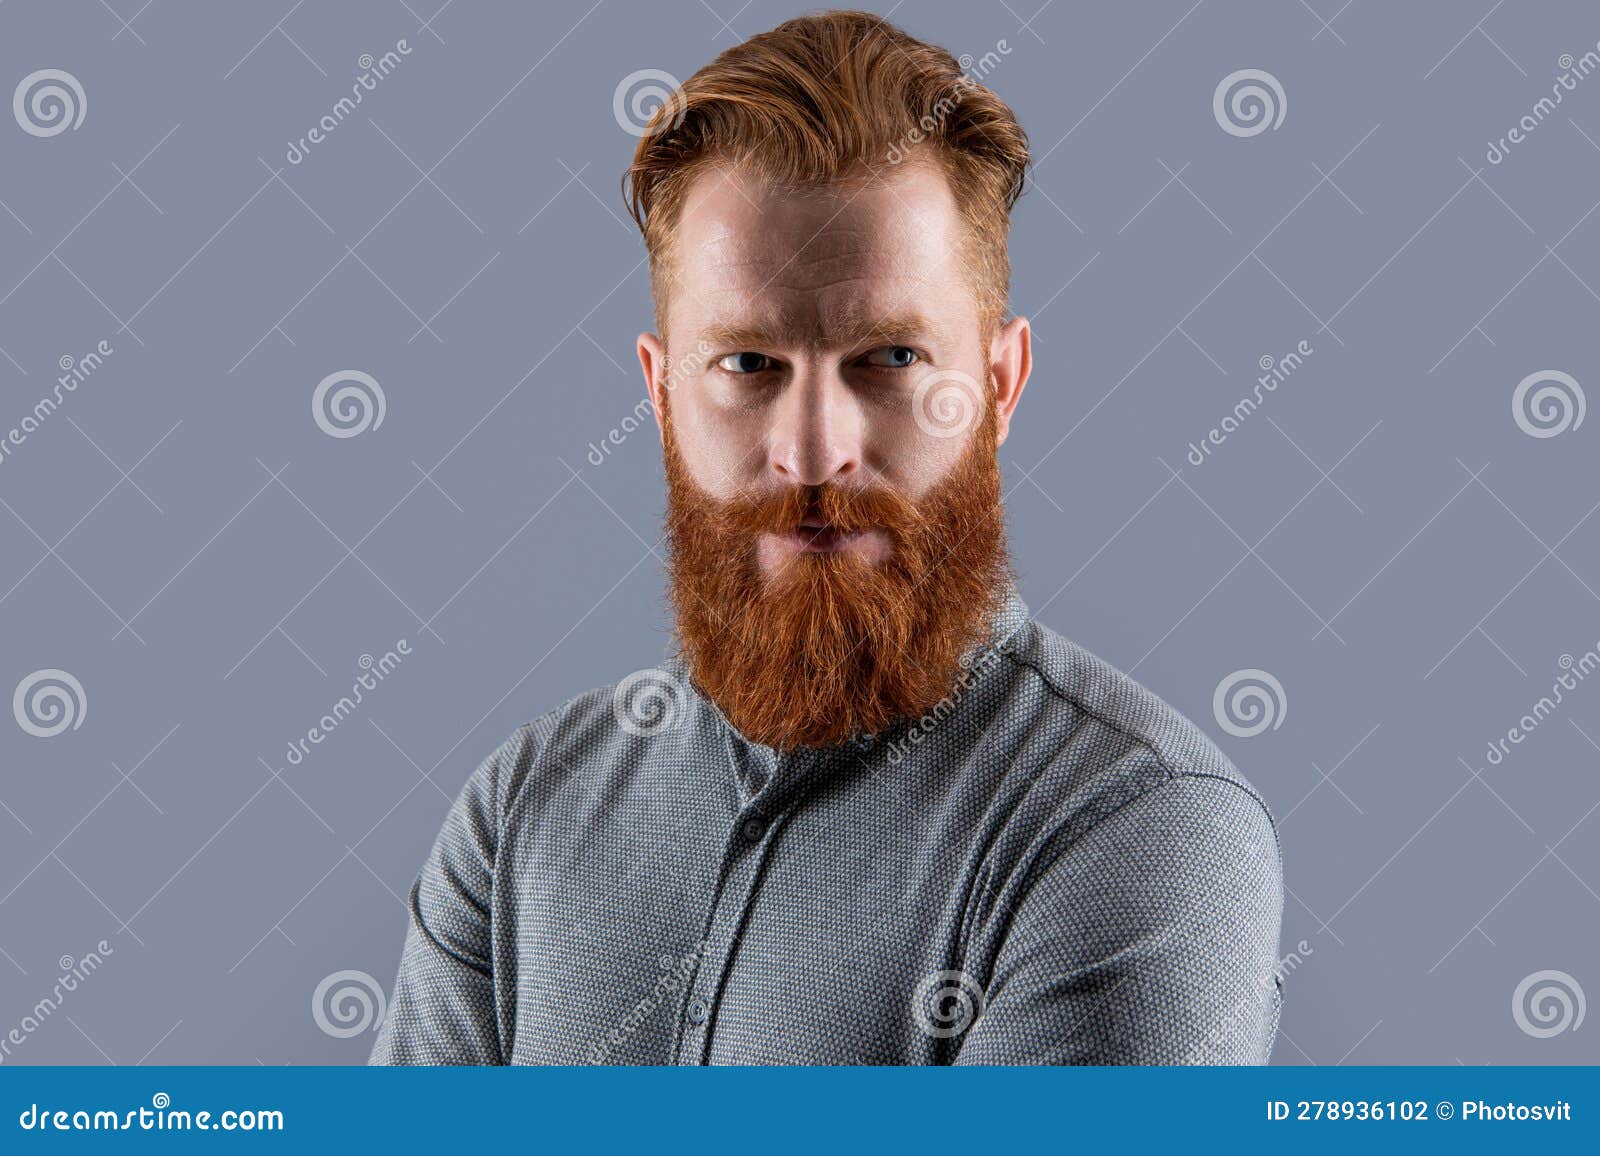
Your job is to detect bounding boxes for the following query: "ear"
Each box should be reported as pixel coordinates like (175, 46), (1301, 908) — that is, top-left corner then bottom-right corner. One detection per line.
(637, 331), (668, 444)
(989, 315), (1031, 448)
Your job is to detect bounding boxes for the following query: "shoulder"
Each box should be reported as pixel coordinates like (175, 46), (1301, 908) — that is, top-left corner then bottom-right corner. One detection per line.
(460, 659), (706, 820)
(996, 615), (1279, 864)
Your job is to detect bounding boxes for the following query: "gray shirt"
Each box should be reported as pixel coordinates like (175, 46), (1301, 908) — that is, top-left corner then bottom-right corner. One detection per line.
(370, 590), (1284, 1065)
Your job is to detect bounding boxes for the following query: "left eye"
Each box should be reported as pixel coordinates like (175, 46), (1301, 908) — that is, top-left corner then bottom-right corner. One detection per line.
(862, 346), (919, 368)
(717, 352), (774, 374)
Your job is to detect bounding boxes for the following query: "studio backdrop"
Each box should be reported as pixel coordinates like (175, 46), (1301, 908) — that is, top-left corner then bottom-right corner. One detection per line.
(0, 0), (1596, 1065)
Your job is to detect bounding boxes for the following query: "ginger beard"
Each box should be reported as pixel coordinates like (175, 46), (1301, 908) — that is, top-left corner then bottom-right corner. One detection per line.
(662, 389), (1013, 751)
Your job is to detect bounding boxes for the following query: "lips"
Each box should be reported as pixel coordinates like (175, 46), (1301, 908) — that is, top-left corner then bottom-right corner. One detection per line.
(786, 521), (859, 552)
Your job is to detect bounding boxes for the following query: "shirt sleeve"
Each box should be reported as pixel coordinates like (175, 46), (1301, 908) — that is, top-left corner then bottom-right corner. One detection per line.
(368, 730), (527, 1065)
(952, 771), (1284, 1065)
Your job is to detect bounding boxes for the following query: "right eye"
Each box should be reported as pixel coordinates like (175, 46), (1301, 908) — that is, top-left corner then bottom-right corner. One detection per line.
(717, 352), (775, 374)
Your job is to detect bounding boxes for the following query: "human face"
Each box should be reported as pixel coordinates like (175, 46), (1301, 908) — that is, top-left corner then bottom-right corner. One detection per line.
(637, 160), (1031, 578)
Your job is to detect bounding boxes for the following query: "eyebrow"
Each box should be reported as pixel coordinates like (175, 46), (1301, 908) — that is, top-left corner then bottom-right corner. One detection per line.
(695, 313), (954, 354)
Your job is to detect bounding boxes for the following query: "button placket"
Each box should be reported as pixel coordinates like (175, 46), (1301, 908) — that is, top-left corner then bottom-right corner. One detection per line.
(673, 767), (804, 1064)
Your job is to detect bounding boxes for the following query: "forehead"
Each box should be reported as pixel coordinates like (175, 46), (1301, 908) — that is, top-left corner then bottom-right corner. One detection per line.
(665, 161), (975, 343)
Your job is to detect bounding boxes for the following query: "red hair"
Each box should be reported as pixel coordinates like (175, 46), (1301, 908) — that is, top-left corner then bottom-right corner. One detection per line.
(624, 9), (1030, 332)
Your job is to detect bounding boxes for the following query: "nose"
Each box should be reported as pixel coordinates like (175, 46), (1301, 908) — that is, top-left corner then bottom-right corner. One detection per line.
(768, 369), (862, 486)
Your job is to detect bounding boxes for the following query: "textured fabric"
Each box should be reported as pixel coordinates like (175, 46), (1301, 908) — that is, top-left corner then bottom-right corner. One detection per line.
(370, 590), (1284, 1065)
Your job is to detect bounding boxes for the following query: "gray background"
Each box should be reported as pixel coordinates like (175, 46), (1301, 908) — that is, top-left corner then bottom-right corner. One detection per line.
(0, 0), (1596, 1066)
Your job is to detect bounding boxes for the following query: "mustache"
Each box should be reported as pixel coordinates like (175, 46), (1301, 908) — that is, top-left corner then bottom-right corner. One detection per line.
(701, 480), (929, 538)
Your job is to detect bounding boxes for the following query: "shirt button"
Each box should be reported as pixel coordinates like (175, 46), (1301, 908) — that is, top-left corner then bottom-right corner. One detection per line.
(686, 997), (710, 1025)
(740, 816), (767, 842)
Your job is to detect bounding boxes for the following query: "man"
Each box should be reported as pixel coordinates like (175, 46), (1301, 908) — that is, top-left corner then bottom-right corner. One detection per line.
(372, 9), (1283, 1065)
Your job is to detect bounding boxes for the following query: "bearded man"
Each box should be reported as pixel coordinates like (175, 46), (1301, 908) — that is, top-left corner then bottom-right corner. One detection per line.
(372, 9), (1283, 1066)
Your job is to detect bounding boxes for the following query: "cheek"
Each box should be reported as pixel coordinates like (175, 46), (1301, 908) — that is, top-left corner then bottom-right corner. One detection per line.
(865, 413), (969, 500)
(669, 386), (768, 498)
